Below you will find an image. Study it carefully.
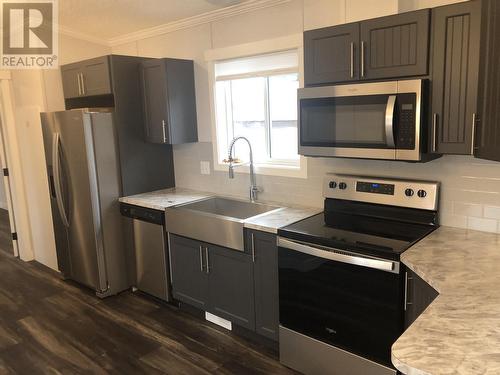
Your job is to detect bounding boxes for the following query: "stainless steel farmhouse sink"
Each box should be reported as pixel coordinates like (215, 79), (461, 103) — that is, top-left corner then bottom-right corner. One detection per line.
(165, 197), (282, 251)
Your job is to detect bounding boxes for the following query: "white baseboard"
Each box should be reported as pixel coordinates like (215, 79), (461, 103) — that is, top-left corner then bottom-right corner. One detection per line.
(205, 312), (232, 330)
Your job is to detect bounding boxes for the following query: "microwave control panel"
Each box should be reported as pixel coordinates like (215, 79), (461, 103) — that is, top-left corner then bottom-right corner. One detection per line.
(396, 93), (417, 150)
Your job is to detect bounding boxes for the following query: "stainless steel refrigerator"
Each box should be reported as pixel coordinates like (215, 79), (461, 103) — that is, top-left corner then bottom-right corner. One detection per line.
(41, 108), (129, 297)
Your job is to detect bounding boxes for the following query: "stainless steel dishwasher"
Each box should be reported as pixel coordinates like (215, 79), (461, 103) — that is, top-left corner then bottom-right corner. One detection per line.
(120, 203), (171, 302)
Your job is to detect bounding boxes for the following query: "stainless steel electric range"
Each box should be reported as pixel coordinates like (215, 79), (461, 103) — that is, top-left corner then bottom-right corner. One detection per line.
(277, 174), (439, 375)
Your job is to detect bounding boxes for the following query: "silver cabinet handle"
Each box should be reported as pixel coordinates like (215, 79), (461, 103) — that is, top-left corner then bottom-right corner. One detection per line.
(350, 42), (354, 78)
(251, 233), (256, 263)
(77, 73), (82, 96)
(432, 113), (438, 153)
(205, 247), (210, 274)
(361, 41), (365, 78)
(385, 95), (396, 148)
(52, 133), (69, 227)
(471, 113), (477, 155)
(162, 120), (167, 143)
(404, 271), (413, 311)
(278, 237), (399, 274)
(199, 245), (204, 272)
(80, 73), (86, 95)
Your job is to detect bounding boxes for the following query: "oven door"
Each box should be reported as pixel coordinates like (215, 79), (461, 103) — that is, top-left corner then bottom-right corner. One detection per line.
(298, 80), (422, 161)
(277, 237), (404, 367)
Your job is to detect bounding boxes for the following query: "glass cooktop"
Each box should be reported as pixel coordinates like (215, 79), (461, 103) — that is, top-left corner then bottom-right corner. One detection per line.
(278, 212), (437, 261)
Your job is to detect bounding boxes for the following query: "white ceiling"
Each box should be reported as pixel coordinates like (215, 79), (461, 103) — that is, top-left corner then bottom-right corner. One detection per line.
(59, 0), (245, 41)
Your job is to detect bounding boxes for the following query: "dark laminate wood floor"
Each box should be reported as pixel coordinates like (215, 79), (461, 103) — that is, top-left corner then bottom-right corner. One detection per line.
(0, 209), (13, 255)
(0, 249), (295, 374)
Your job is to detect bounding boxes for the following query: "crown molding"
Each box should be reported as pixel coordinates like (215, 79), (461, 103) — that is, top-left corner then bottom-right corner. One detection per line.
(59, 26), (110, 46)
(107, 0), (291, 47)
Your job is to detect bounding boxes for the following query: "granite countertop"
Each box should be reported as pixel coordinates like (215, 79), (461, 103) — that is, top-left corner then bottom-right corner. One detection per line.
(119, 188), (213, 210)
(119, 188), (321, 234)
(392, 226), (500, 375)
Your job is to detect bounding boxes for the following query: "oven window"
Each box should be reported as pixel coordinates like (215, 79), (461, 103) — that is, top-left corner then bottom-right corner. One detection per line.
(300, 95), (391, 148)
(278, 247), (404, 367)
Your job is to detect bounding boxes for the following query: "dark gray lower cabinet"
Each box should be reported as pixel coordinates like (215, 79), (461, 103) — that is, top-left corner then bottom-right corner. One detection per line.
(208, 245), (255, 330)
(169, 231), (279, 340)
(248, 230), (279, 341)
(169, 235), (208, 310)
(404, 268), (439, 329)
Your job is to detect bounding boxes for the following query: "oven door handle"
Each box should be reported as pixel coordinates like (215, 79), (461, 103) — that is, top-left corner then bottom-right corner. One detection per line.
(278, 237), (399, 274)
(385, 95), (396, 149)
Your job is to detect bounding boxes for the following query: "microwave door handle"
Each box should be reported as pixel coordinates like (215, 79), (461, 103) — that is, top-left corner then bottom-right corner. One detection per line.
(277, 237), (398, 274)
(385, 95), (397, 149)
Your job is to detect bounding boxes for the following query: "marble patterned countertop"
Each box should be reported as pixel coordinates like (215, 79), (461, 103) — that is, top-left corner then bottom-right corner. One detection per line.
(118, 188), (321, 234)
(392, 226), (500, 375)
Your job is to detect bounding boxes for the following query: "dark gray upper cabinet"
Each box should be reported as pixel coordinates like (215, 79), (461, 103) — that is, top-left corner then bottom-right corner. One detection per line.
(360, 9), (430, 80)
(304, 23), (359, 85)
(169, 234), (209, 310)
(61, 56), (112, 98)
(140, 58), (198, 145)
(404, 268), (438, 329)
(430, 1), (481, 155)
(60, 65), (81, 99)
(81, 56), (112, 97)
(476, 0), (500, 161)
(207, 245), (255, 330)
(304, 9), (429, 85)
(247, 229), (279, 341)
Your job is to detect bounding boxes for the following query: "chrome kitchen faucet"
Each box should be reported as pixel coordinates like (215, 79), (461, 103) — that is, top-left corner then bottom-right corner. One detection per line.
(227, 136), (261, 202)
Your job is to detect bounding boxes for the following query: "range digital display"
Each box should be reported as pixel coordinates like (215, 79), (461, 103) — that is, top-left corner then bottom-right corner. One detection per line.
(356, 181), (395, 195)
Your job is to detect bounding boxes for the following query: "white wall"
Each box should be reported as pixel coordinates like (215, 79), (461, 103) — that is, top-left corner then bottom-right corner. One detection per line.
(112, 0), (500, 234)
(8, 33), (110, 270)
(0, 175), (6, 210)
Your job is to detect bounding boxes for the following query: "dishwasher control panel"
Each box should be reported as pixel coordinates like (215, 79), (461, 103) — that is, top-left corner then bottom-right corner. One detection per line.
(120, 203), (164, 225)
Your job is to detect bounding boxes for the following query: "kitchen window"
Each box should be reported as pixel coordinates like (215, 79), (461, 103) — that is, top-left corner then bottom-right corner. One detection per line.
(212, 50), (305, 176)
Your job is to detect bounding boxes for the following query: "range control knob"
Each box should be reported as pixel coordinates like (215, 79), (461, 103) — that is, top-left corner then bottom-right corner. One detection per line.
(405, 188), (414, 197)
(339, 182), (347, 190)
(329, 181), (337, 189)
(417, 189), (427, 198)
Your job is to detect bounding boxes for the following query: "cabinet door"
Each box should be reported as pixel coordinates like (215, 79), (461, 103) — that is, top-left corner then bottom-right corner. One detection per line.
(207, 245), (255, 330)
(169, 234), (208, 309)
(431, 1), (481, 155)
(81, 56), (112, 97)
(139, 60), (169, 144)
(360, 9), (430, 80)
(404, 269), (438, 329)
(61, 64), (82, 99)
(248, 230), (279, 341)
(476, 0), (500, 161)
(304, 23), (359, 85)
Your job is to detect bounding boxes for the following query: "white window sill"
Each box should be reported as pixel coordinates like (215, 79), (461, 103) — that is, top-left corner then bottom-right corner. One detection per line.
(213, 158), (308, 179)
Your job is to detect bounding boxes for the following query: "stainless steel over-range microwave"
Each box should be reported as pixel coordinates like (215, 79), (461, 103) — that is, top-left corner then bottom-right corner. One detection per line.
(298, 79), (428, 161)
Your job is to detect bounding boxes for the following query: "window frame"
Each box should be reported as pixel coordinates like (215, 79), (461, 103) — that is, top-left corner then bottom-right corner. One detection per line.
(216, 70), (300, 166)
(206, 34), (307, 179)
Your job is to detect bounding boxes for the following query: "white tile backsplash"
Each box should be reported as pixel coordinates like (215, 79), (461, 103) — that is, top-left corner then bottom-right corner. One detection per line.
(173, 142), (500, 233)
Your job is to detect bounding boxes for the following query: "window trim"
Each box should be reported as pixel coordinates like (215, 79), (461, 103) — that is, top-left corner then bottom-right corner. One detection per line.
(206, 34), (307, 179)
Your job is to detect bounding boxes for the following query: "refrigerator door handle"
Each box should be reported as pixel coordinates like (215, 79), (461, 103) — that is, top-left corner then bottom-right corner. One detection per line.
(52, 133), (70, 227)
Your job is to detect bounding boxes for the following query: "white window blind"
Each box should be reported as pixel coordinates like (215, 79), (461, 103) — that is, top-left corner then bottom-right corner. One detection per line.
(215, 50), (299, 80)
